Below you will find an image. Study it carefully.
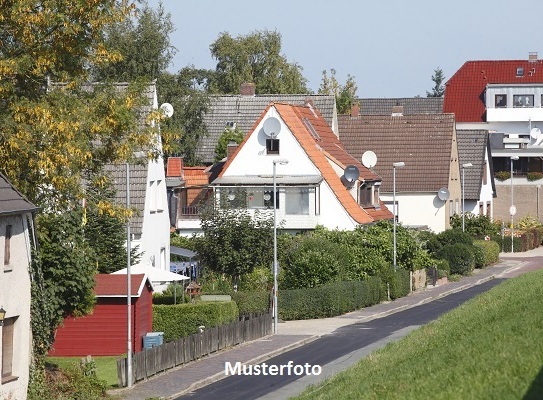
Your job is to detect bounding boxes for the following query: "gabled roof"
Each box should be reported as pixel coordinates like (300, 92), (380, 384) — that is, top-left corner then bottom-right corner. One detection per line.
(444, 59), (543, 122)
(94, 273), (152, 297)
(338, 113), (456, 193)
(457, 130), (490, 200)
(196, 94), (337, 163)
(219, 103), (392, 224)
(0, 173), (39, 216)
(357, 97), (444, 115)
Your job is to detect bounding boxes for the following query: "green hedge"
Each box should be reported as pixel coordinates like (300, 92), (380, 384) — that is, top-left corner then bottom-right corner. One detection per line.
(437, 243), (475, 275)
(377, 268), (411, 300)
(153, 301), (239, 342)
(473, 240), (500, 267)
(278, 277), (384, 320)
(231, 291), (270, 315)
(152, 292), (190, 305)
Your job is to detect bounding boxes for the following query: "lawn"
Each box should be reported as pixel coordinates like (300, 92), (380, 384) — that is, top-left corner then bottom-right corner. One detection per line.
(46, 355), (120, 388)
(295, 268), (543, 400)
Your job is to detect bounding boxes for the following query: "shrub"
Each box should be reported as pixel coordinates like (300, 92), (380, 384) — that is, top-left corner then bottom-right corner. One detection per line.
(279, 278), (384, 320)
(527, 171), (543, 181)
(433, 258), (450, 277)
(472, 243), (485, 268)
(238, 267), (272, 291)
(376, 266), (411, 300)
(473, 240), (500, 266)
(450, 214), (501, 237)
(490, 234), (522, 253)
(153, 301), (239, 342)
(426, 229), (473, 256)
(495, 171), (511, 181)
(437, 243), (475, 275)
(232, 291), (270, 315)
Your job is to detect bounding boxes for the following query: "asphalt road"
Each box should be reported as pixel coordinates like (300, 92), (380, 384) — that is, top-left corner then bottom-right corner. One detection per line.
(178, 279), (505, 400)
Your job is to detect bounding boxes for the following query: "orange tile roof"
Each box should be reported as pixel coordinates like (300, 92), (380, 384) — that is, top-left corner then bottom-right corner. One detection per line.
(183, 167), (209, 186)
(166, 157), (183, 177)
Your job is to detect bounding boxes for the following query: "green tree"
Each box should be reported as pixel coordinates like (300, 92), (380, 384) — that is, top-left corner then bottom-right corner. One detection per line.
(209, 30), (309, 94)
(194, 207), (274, 281)
(426, 67), (446, 97)
(318, 68), (358, 114)
(214, 125), (244, 162)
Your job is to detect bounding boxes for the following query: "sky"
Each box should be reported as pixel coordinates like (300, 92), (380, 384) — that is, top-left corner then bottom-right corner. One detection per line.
(146, 0), (543, 98)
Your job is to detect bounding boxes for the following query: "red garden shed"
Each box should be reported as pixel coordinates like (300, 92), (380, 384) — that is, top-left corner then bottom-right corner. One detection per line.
(49, 273), (154, 356)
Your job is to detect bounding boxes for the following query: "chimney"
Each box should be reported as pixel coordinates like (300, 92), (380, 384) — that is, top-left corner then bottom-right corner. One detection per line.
(227, 141), (238, 160)
(350, 103), (360, 117)
(240, 82), (256, 96)
(529, 52), (538, 62)
(392, 105), (404, 116)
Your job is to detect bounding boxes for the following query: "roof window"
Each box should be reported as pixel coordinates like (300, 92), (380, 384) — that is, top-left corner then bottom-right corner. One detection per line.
(516, 67), (524, 77)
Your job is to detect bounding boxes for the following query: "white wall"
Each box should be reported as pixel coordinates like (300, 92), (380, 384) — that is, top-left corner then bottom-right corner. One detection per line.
(382, 192), (448, 233)
(0, 214), (32, 400)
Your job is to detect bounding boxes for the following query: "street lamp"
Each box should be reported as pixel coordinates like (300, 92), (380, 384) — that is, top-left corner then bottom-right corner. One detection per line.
(392, 162), (405, 270)
(125, 162), (133, 387)
(510, 155), (519, 253)
(461, 163), (473, 232)
(273, 158), (288, 334)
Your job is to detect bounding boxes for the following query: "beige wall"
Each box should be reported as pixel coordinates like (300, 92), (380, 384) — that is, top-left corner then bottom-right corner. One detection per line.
(494, 185), (543, 223)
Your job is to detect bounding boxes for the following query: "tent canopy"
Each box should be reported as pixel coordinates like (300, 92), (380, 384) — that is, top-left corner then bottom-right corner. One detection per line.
(170, 246), (197, 259)
(112, 265), (189, 282)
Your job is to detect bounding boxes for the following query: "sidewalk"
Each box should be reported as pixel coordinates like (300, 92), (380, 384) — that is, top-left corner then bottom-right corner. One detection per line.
(110, 252), (535, 400)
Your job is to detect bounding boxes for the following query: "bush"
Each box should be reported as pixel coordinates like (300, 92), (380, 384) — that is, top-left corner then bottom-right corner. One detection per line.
(490, 234), (522, 253)
(279, 278), (384, 320)
(433, 258), (450, 277)
(450, 214), (501, 237)
(495, 171), (511, 181)
(153, 283), (190, 304)
(527, 171), (543, 181)
(376, 266), (411, 300)
(426, 229), (473, 256)
(437, 243), (475, 275)
(232, 291), (270, 315)
(153, 301), (239, 342)
(473, 240), (500, 266)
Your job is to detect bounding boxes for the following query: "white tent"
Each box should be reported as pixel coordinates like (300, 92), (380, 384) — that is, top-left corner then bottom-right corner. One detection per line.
(112, 265), (189, 292)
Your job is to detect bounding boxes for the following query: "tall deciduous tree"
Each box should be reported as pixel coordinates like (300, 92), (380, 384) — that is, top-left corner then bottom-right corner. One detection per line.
(209, 30), (309, 94)
(319, 68), (358, 114)
(214, 125), (244, 162)
(426, 67), (446, 97)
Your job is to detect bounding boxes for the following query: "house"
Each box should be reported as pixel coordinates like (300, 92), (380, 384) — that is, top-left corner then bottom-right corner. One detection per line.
(49, 274), (153, 356)
(443, 52), (543, 221)
(0, 173), (38, 400)
(210, 102), (393, 231)
(338, 107), (460, 233)
(105, 83), (171, 283)
(195, 83), (338, 164)
(456, 130), (496, 218)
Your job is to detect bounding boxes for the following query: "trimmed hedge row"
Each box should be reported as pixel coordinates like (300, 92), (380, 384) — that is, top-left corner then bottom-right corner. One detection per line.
(278, 277), (384, 320)
(473, 240), (500, 267)
(153, 301), (239, 342)
(378, 268), (411, 300)
(152, 292), (190, 305)
(231, 291), (270, 315)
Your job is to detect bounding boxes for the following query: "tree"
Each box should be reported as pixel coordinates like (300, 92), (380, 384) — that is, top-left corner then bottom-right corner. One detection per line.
(209, 30), (309, 94)
(426, 67), (446, 97)
(318, 68), (358, 114)
(93, 2), (176, 82)
(194, 207), (274, 281)
(214, 125), (244, 162)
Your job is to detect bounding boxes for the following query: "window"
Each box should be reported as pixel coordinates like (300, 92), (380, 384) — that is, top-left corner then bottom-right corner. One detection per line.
(149, 181), (156, 212)
(266, 139), (279, 155)
(495, 94), (507, 108)
(479, 202), (484, 215)
(360, 185), (372, 207)
(156, 180), (164, 212)
(513, 95), (534, 107)
(220, 188), (247, 209)
(286, 188), (309, 215)
(516, 67), (524, 77)
(4, 224), (11, 266)
(247, 188), (277, 209)
(2, 317), (17, 383)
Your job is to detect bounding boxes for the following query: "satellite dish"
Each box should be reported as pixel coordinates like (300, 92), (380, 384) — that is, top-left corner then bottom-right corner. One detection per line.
(341, 165), (360, 188)
(160, 103), (174, 118)
(437, 187), (450, 201)
(531, 127), (543, 146)
(361, 151), (378, 169)
(263, 117), (281, 137)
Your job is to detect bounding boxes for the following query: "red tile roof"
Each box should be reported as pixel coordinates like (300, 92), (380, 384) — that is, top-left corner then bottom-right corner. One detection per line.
(183, 167), (209, 186)
(94, 274), (149, 297)
(444, 59), (543, 122)
(166, 157), (183, 177)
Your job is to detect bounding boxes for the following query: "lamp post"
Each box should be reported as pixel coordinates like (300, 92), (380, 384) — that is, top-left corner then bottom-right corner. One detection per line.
(125, 162), (133, 388)
(461, 163), (473, 232)
(510, 155), (519, 253)
(273, 158), (288, 335)
(392, 162), (405, 270)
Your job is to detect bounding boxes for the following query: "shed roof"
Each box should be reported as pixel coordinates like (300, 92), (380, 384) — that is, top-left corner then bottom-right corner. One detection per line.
(0, 172), (38, 215)
(94, 273), (152, 298)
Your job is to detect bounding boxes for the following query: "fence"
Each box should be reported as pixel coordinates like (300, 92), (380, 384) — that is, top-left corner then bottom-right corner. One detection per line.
(116, 312), (272, 387)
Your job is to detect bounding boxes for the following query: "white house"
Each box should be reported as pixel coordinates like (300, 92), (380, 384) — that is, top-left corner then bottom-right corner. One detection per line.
(0, 173), (38, 400)
(210, 102), (393, 231)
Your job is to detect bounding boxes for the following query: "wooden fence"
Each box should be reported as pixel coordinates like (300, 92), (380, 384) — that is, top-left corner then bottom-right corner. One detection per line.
(117, 312), (272, 387)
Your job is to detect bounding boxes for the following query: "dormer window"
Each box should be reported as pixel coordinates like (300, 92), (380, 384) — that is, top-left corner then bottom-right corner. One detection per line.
(266, 138), (279, 155)
(359, 184), (372, 207)
(513, 95), (534, 108)
(516, 67), (524, 77)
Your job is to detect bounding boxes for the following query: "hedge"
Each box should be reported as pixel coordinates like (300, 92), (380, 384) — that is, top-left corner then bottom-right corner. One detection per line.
(473, 240), (500, 267)
(278, 277), (384, 321)
(231, 291), (270, 315)
(152, 292), (190, 305)
(153, 301), (239, 342)
(437, 243), (475, 275)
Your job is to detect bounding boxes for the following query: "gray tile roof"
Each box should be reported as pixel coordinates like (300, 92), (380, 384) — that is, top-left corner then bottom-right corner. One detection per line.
(0, 173), (38, 215)
(356, 97), (444, 115)
(456, 130), (489, 200)
(196, 94), (337, 163)
(338, 113), (456, 193)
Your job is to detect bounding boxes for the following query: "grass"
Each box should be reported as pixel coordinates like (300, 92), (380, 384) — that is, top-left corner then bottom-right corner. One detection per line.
(295, 269), (543, 400)
(46, 355), (120, 388)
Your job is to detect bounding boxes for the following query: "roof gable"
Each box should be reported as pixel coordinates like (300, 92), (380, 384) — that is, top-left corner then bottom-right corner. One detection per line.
(94, 273), (152, 297)
(338, 113), (456, 192)
(444, 59), (543, 122)
(456, 130), (489, 200)
(0, 173), (38, 215)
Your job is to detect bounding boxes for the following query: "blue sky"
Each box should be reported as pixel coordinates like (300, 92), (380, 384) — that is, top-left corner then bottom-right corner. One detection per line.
(147, 0), (543, 97)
